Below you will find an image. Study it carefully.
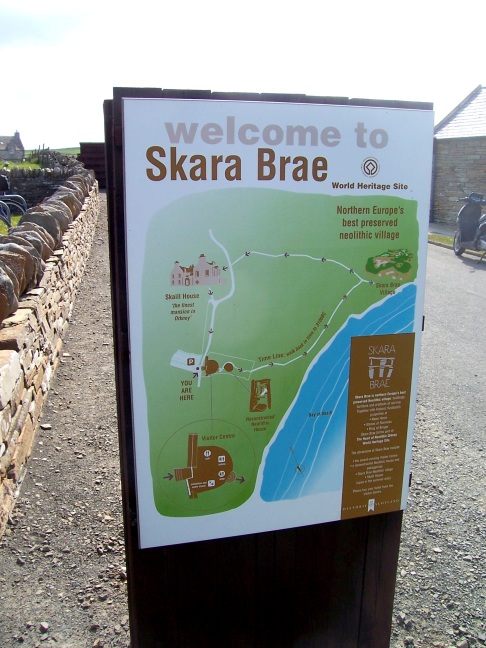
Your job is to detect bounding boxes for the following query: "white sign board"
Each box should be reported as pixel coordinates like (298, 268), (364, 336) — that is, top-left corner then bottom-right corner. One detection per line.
(122, 97), (434, 548)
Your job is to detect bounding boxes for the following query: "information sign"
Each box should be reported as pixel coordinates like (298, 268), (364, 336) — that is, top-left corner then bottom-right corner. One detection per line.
(122, 97), (433, 548)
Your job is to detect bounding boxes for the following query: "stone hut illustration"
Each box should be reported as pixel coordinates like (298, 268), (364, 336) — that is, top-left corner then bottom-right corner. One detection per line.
(171, 253), (226, 286)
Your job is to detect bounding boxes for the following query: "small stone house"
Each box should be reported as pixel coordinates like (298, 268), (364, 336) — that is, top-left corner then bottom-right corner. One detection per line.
(432, 85), (486, 223)
(0, 131), (25, 163)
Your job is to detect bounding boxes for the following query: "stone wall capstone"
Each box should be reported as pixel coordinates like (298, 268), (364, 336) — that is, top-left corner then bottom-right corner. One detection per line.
(0, 179), (100, 538)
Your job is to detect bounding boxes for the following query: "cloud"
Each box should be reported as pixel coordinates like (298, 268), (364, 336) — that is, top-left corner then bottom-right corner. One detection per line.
(0, 4), (85, 47)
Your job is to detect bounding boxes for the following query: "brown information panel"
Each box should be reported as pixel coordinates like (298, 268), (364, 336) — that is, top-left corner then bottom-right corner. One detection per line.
(341, 332), (415, 519)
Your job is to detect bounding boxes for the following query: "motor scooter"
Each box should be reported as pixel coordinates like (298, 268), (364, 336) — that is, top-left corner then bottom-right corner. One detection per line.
(453, 190), (486, 262)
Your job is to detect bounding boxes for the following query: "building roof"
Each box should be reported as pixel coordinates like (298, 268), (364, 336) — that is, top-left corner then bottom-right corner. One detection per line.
(0, 132), (24, 153)
(435, 85), (486, 139)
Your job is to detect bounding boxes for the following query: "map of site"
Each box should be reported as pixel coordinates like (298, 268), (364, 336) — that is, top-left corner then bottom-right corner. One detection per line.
(140, 188), (419, 519)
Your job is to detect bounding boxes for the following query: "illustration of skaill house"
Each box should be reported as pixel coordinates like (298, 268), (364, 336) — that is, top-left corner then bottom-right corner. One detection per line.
(171, 253), (226, 286)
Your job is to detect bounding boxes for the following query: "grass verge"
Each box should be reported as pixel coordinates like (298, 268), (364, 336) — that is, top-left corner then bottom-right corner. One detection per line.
(428, 233), (453, 247)
(0, 215), (22, 236)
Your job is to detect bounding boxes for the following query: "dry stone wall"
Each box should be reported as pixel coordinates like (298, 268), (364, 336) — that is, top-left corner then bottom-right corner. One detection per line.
(7, 172), (74, 208)
(0, 145), (88, 207)
(0, 181), (100, 537)
(2, 154), (85, 207)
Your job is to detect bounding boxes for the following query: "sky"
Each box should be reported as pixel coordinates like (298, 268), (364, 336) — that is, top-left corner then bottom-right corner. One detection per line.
(1, 0), (485, 150)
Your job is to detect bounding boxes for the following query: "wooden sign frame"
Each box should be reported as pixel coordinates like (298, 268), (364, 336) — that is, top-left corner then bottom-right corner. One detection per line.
(104, 87), (433, 647)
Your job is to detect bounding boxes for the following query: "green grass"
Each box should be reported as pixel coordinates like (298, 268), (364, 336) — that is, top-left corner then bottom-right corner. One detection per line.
(2, 147), (80, 171)
(3, 159), (41, 170)
(55, 147), (81, 156)
(26, 147), (80, 156)
(0, 215), (22, 236)
(428, 233), (453, 247)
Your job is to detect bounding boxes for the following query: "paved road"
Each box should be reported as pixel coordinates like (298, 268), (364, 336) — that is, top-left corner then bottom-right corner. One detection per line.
(420, 244), (486, 451)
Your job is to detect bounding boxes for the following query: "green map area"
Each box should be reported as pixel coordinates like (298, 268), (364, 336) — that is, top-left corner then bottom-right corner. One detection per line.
(141, 188), (418, 517)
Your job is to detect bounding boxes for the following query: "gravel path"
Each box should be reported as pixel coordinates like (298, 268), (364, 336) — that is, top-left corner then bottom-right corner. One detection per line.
(0, 193), (129, 647)
(0, 195), (484, 647)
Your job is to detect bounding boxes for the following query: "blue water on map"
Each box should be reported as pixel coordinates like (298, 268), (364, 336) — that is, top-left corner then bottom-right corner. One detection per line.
(260, 284), (416, 502)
